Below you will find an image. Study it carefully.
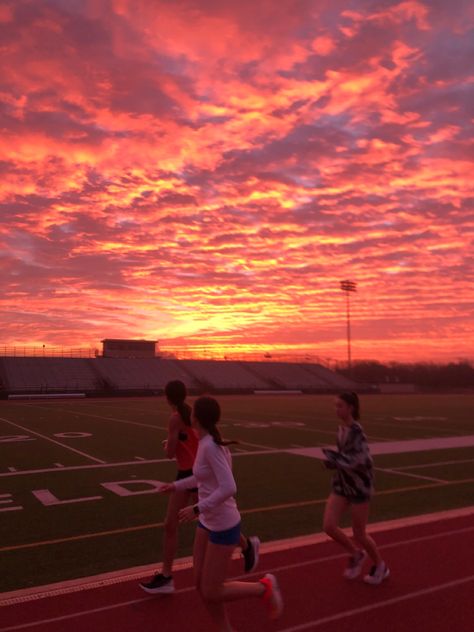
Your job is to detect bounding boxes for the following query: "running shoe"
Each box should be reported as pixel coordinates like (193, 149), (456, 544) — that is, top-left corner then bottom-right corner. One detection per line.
(242, 536), (260, 573)
(363, 562), (390, 585)
(343, 549), (367, 579)
(139, 573), (175, 594)
(260, 573), (283, 620)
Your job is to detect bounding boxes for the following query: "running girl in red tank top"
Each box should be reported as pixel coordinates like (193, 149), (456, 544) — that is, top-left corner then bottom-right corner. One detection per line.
(140, 381), (259, 594)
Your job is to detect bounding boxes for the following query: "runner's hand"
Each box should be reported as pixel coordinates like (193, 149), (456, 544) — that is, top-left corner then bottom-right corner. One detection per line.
(178, 506), (196, 523)
(159, 483), (176, 494)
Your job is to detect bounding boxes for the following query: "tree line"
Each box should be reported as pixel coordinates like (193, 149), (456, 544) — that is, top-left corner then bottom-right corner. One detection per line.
(338, 361), (474, 390)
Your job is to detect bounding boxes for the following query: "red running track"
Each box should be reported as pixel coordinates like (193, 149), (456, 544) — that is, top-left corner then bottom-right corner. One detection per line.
(1, 513), (474, 632)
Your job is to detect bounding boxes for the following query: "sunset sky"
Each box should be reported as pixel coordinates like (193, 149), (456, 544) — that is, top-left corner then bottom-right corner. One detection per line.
(1, 0), (473, 363)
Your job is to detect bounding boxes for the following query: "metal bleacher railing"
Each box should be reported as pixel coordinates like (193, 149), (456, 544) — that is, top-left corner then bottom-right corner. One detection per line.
(0, 346), (98, 358)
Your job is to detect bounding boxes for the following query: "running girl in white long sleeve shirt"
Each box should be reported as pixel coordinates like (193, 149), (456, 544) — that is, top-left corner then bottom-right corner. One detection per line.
(160, 396), (283, 632)
(140, 382), (259, 595)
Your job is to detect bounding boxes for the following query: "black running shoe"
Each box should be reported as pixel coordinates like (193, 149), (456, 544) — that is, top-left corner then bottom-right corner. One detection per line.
(139, 573), (175, 594)
(243, 536), (260, 573)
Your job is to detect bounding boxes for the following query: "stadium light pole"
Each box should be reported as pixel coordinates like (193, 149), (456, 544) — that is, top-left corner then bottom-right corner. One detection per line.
(340, 280), (357, 373)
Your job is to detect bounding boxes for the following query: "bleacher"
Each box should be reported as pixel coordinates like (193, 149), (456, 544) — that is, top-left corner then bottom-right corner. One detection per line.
(178, 360), (273, 390)
(303, 363), (357, 390)
(242, 361), (330, 390)
(93, 358), (196, 391)
(0, 357), (98, 393)
(0, 357), (359, 397)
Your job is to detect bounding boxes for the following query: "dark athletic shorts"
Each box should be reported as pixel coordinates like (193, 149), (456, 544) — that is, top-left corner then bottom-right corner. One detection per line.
(198, 521), (241, 546)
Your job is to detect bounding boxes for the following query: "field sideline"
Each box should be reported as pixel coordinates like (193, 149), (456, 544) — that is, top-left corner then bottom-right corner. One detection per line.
(1, 393), (473, 594)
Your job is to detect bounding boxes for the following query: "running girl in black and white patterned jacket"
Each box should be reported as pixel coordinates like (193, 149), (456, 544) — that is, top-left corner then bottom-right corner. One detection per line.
(322, 392), (390, 585)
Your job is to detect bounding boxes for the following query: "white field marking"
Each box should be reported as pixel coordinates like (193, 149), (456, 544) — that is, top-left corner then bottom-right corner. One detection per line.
(11, 402), (169, 432)
(394, 457), (474, 471)
(235, 439), (276, 450)
(277, 576), (474, 632)
(0, 520), (165, 554)
(1, 432), (474, 480)
(0, 416), (106, 465)
(134, 456), (146, 461)
(0, 447), (285, 478)
(374, 466), (448, 484)
(288, 434), (474, 460)
(394, 416), (448, 421)
(1, 516), (473, 618)
(0, 457), (171, 478)
(254, 412), (393, 442)
(226, 415), (390, 441)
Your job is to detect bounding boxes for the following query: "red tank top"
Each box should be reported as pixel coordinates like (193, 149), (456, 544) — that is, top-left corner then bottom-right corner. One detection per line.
(175, 421), (199, 471)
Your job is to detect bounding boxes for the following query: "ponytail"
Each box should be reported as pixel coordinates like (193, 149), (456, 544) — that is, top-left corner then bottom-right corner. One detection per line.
(176, 401), (192, 427)
(165, 380), (191, 425)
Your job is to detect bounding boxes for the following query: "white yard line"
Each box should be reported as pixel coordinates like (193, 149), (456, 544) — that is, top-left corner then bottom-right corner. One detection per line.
(2, 434), (474, 479)
(375, 466), (448, 484)
(0, 448), (285, 478)
(0, 457), (170, 478)
(10, 403), (168, 432)
(394, 457), (474, 471)
(0, 416), (106, 465)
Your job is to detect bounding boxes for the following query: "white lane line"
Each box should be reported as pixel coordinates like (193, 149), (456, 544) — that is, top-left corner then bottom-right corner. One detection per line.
(0, 417), (106, 464)
(374, 467), (448, 484)
(277, 575), (474, 631)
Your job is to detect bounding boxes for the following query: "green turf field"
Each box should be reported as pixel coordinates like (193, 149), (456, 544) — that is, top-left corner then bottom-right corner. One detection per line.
(1, 394), (473, 593)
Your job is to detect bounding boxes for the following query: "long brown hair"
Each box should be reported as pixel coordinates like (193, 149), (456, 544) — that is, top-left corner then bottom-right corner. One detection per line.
(165, 380), (191, 426)
(338, 391), (360, 420)
(193, 396), (238, 446)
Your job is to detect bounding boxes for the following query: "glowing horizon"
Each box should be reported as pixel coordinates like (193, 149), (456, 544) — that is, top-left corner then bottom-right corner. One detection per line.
(1, 0), (473, 364)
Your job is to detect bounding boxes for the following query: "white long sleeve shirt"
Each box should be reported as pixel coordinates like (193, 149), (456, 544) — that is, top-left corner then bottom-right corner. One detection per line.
(174, 434), (240, 531)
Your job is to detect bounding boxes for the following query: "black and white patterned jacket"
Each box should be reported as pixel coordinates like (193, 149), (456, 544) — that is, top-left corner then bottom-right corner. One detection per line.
(323, 422), (374, 501)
